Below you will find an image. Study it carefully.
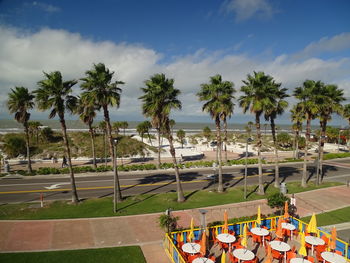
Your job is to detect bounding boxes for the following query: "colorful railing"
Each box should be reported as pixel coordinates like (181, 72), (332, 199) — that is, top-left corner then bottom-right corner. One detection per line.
(164, 215), (350, 263)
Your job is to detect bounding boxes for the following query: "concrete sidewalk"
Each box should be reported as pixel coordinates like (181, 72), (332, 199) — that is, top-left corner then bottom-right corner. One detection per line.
(0, 185), (349, 263)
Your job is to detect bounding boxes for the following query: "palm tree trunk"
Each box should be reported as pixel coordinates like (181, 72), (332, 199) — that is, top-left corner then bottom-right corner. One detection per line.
(157, 127), (161, 169)
(59, 115), (79, 203)
(24, 121), (32, 173)
(255, 113), (264, 195)
(166, 123), (185, 202)
(88, 123), (97, 169)
(147, 131), (153, 146)
(224, 116), (228, 162)
(295, 129), (300, 159)
(103, 132), (107, 166)
(302, 115), (311, 188)
(216, 116), (223, 193)
(103, 105), (122, 205)
(317, 119), (327, 185)
(292, 128), (297, 159)
(270, 118), (279, 188)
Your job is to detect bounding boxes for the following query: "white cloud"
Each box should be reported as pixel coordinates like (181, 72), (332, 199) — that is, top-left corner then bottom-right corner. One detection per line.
(293, 32), (350, 60)
(0, 25), (349, 123)
(221, 0), (275, 22)
(31, 1), (60, 13)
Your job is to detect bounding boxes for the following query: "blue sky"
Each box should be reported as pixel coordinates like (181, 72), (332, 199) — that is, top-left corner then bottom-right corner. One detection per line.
(0, 0), (350, 124)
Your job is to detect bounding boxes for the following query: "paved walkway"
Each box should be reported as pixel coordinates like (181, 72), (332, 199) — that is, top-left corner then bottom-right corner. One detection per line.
(0, 185), (349, 263)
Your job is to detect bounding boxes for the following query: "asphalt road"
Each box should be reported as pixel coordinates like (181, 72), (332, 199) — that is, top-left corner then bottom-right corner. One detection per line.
(1, 161), (350, 204)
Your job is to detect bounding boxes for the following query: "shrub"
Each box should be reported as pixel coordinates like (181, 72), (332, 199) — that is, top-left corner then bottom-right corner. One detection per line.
(267, 193), (290, 215)
(2, 135), (26, 158)
(159, 213), (179, 233)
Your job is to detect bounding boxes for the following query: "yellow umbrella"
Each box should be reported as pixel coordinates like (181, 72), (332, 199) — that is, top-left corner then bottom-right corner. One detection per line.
(329, 227), (337, 250)
(307, 213), (317, 234)
(241, 223), (248, 247)
(223, 210), (229, 233)
(298, 231), (307, 257)
(284, 201), (289, 219)
(221, 250), (226, 263)
(257, 205), (261, 226)
(187, 217), (194, 242)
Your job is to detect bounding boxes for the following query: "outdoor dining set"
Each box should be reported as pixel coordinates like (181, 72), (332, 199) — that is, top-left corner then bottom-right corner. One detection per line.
(172, 202), (348, 263)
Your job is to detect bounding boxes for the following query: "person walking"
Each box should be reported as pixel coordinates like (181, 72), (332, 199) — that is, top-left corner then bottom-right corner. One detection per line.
(62, 156), (67, 168)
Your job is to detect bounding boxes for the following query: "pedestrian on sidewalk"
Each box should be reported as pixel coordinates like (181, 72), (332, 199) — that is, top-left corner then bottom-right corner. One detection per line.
(62, 156), (67, 168)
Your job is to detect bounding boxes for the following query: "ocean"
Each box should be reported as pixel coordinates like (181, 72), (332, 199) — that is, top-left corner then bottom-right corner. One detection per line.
(0, 119), (322, 135)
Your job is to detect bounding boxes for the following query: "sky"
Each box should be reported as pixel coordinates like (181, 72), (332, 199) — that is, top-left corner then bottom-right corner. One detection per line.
(0, 0), (350, 125)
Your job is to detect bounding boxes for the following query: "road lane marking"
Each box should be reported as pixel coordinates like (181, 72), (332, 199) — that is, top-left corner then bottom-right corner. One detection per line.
(0, 179), (210, 194)
(0, 169), (306, 195)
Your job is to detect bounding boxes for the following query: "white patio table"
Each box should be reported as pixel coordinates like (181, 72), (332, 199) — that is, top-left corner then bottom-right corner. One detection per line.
(192, 257), (215, 263)
(217, 233), (236, 244)
(321, 252), (346, 263)
(251, 227), (269, 246)
(305, 235), (325, 255)
(282, 222), (296, 240)
(232, 248), (255, 263)
(290, 258), (312, 263)
(182, 243), (201, 254)
(270, 240), (291, 263)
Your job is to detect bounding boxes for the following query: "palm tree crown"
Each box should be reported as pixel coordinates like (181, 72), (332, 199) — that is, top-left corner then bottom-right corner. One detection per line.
(36, 71), (78, 117)
(80, 63), (123, 109)
(7, 87), (35, 124)
(197, 74), (235, 119)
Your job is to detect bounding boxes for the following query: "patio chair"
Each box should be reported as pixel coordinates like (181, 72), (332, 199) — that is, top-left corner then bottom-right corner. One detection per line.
(188, 254), (200, 262)
(306, 256), (315, 263)
(229, 253), (238, 263)
(209, 255), (216, 262)
(321, 235), (329, 245)
(272, 249), (283, 262)
(286, 251), (296, 263)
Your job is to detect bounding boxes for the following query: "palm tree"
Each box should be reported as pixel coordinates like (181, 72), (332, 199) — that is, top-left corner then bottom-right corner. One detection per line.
(221, 91), (236, 162)
(136, 122), (147, 143)
(239, 71), (277, 195)
(343, 104), (350, 151)
(139, 73), (185, 202)
(264, 82), (289, 188)
(81, 63), (124, 208)
(35, 71), (79, 203)
(7, 87), (35, 173)
(120, 121), (128, 136)
(75, 92), (98, 169)
(112, 122), (121, 135)
(197, 74), (234, 193)
(98, 120), (108, 166)
(28, 121), (42, 144)
(203, 126), (212, 147)
(293, 80), (320, 187)
(315, 83), (345, 184)
(290, 105), (304, 159)
(176, 129), (186, 148)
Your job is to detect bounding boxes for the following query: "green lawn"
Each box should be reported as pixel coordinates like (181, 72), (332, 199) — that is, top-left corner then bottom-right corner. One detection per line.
(301, 206), (350, 226)
(0, 181), (341, 220)
(0, 246), (146, 263)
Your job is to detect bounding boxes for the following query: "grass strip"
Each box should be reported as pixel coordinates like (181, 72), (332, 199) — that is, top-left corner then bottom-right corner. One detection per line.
(0, 246), (146, 263)
(0, 181), (341, 220)
(301, 206), (350, 227)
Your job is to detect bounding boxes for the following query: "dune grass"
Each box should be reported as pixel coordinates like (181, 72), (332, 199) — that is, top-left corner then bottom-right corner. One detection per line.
(0, 181), (341, 220)
(0, 246), (146, 263)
